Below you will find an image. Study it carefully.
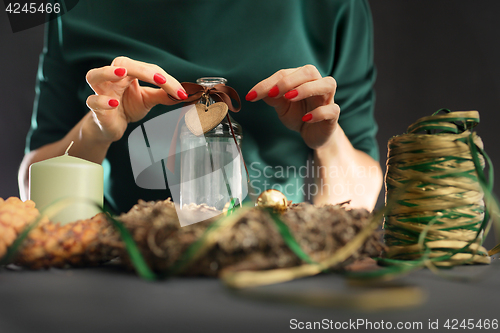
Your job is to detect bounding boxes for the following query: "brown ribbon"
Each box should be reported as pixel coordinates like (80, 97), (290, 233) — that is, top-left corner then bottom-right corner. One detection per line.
(169, 82), (241, 112)
(166, 82), (244, 176)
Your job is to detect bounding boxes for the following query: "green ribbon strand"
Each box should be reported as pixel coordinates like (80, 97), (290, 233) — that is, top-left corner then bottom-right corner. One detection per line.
(102, 212), (157, 281)
(348, 110), (499, 283)
(267, 209), (318, 266)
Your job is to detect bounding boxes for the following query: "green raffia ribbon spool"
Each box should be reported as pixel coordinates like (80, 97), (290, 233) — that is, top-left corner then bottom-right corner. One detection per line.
(383, 110), (491, 266)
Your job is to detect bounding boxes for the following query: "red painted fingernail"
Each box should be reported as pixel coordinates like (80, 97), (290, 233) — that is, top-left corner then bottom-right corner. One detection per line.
(114, 68), (126, 77)
(245, 90), (258, 101)
(154, 73), (166, 85)
(108, 99), (119, 108)
(302, 114), (313, 122)
(268, 85), (279, 98)
(284, 89), (298, 99)
(177, 89), (188, 100)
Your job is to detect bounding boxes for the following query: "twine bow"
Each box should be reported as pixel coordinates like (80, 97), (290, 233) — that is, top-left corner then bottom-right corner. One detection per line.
(169, 82), (241, 112)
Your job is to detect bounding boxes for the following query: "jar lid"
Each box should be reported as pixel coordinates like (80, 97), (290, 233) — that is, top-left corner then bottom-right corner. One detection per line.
(196, 77), (227, 88)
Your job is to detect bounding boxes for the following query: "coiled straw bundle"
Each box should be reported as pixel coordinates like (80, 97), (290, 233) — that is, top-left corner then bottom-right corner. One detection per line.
(384, 110), (491, 266)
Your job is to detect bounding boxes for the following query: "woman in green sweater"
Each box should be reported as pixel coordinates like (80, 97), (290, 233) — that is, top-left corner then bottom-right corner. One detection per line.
(19, 0), (382, 214)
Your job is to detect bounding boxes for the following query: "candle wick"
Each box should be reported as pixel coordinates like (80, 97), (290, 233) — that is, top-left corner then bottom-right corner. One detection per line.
(65, 141), (75, 155)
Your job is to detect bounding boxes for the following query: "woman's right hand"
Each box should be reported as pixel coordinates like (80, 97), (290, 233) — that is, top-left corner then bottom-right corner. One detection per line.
(84, 56), (188, 143)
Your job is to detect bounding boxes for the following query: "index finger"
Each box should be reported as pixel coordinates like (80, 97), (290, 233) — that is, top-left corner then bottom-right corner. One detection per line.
(245, 68), (297, 102)
(111, 56), (188, 100)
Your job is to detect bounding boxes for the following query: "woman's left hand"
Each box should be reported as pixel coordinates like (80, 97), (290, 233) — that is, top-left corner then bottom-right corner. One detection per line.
(246, 65), (340, 149)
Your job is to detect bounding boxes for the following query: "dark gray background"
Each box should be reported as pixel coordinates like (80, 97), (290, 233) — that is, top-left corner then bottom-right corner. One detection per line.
(1, 2), (500, 333)
(2, 1), (500, 203)
(1, 1), (499, 247)
(1, 1), (500, 200)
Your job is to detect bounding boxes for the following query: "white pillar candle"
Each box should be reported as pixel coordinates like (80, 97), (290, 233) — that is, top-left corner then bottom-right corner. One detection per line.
(29, 143), (103, 224)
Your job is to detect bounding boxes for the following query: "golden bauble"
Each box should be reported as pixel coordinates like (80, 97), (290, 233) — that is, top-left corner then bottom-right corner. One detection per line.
(256, 189), (288, 213)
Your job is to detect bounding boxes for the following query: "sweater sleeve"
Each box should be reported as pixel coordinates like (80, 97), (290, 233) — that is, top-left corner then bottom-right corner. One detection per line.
(332, 0), (379, 161)
(25, 16), (87, 153)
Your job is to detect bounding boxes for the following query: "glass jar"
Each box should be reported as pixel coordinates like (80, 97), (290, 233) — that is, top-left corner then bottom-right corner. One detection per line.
(179, 77), (243, 211)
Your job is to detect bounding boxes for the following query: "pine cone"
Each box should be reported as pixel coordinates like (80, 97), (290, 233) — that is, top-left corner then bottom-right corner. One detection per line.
(15, 213), (118, 269)
(0, 197), (42, 259)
